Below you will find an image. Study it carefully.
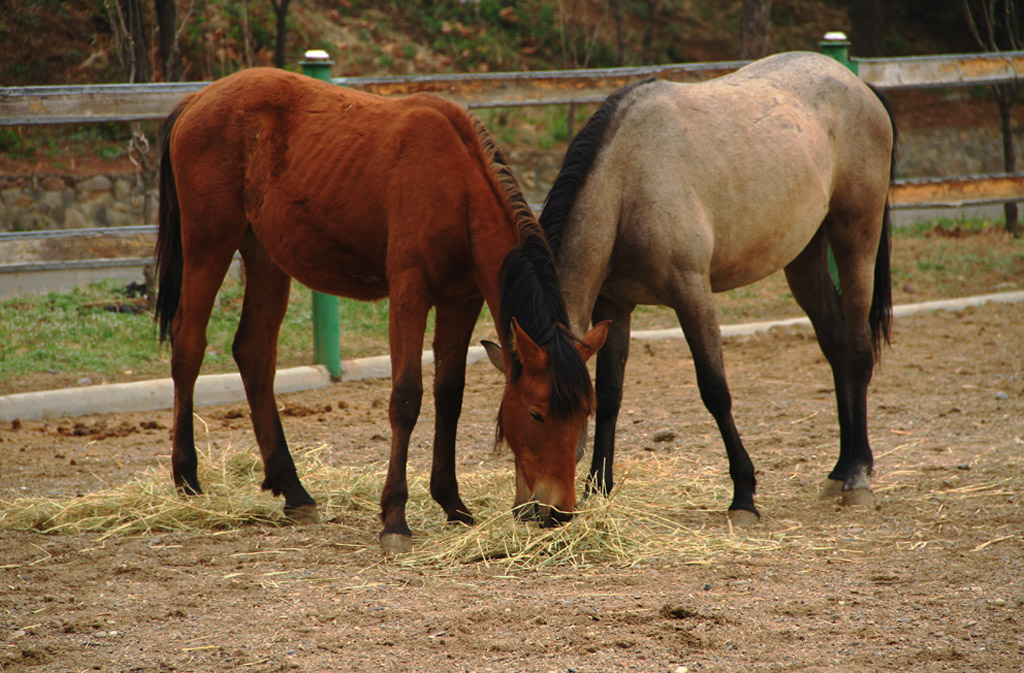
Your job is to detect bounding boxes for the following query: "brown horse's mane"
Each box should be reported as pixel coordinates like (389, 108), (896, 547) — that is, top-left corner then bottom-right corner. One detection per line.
(455, 112), (595, 427)
(539, 77), (656, 256)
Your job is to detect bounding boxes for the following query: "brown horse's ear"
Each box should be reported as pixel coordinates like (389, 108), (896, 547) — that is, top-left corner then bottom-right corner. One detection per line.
(577, 320), (610, 362)
(512, 319), (548, 373)
(481, 340), (504, 373)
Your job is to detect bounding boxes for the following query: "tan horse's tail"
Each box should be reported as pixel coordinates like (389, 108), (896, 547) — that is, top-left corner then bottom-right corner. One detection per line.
(154, 100), (189, 344)
(868, 83), (896, 358)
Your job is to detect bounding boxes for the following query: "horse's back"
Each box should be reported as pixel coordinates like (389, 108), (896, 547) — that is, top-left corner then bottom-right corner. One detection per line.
(166, 68), (497, 300)
(581, 51), (891, 294)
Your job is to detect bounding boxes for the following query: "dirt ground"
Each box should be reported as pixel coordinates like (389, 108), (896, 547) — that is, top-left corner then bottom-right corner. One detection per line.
(1, 298), (1023, 672)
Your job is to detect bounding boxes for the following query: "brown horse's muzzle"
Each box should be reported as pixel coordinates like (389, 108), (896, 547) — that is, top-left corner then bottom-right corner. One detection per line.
(513, 473), (575, 526)
(513, 500), (574, 527)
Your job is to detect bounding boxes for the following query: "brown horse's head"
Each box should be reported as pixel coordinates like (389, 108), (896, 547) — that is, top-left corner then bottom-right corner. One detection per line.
(484, 319), (608, 526)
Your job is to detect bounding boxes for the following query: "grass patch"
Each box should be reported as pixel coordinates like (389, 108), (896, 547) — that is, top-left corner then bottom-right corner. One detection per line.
(2, 220), (1020, 394)
(0, 277), (397, 390)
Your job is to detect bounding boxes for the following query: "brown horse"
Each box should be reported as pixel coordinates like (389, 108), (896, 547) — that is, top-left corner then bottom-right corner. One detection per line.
(155, 67), (608, 553)
(540, 52), (896, 524)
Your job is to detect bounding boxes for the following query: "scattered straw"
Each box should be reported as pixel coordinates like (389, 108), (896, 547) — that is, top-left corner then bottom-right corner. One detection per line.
(0, 442), (787, 570)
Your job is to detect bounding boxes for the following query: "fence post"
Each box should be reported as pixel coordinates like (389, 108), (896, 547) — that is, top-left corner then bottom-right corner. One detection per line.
(820, 32), (859, 291)
(820, 31), (858, 75)
(300, 50), (343, 381)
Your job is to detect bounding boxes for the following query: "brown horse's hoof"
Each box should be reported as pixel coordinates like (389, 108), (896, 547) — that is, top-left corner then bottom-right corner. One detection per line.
(380, 532), (413, 555)
(284, 503), (320, 524)
(841, 488), (874, 508)
(819, 478), (844, 498)
(727, 509), (760, 528)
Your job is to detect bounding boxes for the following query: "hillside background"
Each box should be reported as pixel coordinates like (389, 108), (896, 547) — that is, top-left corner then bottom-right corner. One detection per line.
(0, 0), (982, 87)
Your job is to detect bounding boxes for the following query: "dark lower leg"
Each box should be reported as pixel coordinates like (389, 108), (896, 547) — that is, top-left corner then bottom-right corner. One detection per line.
(428, 301), (482, 524)
(234, 238), (314, 512)
(588, 298), (632, 497)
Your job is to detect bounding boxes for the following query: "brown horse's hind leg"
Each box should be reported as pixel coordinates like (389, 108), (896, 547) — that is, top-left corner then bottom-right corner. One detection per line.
(586, 296), (634, 498)
(428, 299), (484, 526)
(234, 231), (317, 522)
(672, 282), (759, 525)
(783, 228), (876, 507)
(169, 250), (237, 496)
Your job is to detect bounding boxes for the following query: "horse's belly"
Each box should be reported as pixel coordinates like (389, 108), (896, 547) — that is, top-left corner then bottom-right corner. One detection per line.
(255, 219), (389, 300)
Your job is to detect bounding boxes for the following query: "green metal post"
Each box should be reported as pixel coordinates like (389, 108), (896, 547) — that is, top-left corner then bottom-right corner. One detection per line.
(300, 50), (342, 380)
(820, 32), (859, 291)
(819, 31), (859, 75)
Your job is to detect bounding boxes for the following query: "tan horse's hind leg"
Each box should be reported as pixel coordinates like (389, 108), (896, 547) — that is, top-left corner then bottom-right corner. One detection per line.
(784, 223), (879, 509)
(234, 230), (317, 522)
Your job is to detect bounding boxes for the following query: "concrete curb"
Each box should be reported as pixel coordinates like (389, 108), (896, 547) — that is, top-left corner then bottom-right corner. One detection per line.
(2, 292), (1022, 422)
(0, 346), (490, 422)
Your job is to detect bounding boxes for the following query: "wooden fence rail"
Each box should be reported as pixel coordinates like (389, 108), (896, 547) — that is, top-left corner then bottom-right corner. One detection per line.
(2, 52), (1022, 125)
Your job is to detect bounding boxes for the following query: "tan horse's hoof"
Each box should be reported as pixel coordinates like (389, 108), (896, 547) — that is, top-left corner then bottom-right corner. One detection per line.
(841, 488), (874, 508)
(380, 532), (413, 555)
(284, 504), (320, 524)
(819, 478), (844, 498)
(727, 509), (760, 528)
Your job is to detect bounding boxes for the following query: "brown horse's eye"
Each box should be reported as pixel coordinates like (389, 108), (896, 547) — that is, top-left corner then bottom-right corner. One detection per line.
(529, 410), (545, 423)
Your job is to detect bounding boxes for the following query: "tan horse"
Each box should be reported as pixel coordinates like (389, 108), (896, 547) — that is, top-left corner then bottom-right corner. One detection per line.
(155, 68), (607, 553)
(540, 52), (895, 524)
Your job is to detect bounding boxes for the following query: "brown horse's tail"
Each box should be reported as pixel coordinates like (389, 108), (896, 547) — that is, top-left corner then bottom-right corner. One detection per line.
(868, 83), (896, 359)
(154, 101), (188, 344)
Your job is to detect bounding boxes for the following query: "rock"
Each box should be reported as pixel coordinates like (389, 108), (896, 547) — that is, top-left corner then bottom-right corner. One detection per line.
(41, 176), (66, 191)
(995, 391), (1008, 400)
(76, 175), (112, 194)
(63, 207), (89, 229)
(652, 429), (676, 443)
(113, 178), (133, 201)
(40, 190), (64, 212)
(0, 187), (23, 207)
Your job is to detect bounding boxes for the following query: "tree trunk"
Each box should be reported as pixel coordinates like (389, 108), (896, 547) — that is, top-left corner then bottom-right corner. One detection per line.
(739, 0), (771, 60)
(115, 0), (151, 83)
(271, 0), (291, 69)
(610, 0), (627, 66)
(995, 84), (1020, 237)
(641, 0), (665, 65)
(847, 0), (884, 57)
(154, 0), (183, 81)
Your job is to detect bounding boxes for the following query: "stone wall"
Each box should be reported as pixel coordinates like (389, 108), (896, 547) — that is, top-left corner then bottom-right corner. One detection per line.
(1, 124), (1021, 233)
(0, 173), (158, 233)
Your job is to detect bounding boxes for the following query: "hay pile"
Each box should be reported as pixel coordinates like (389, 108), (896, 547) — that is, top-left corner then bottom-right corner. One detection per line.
(0, 442), (782, 569)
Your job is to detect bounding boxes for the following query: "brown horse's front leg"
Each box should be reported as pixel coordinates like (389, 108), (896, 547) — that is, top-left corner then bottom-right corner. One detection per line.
(428, 300), (483, 526)
(379, 293), (429, 554)
(379, 371), (423, 554)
